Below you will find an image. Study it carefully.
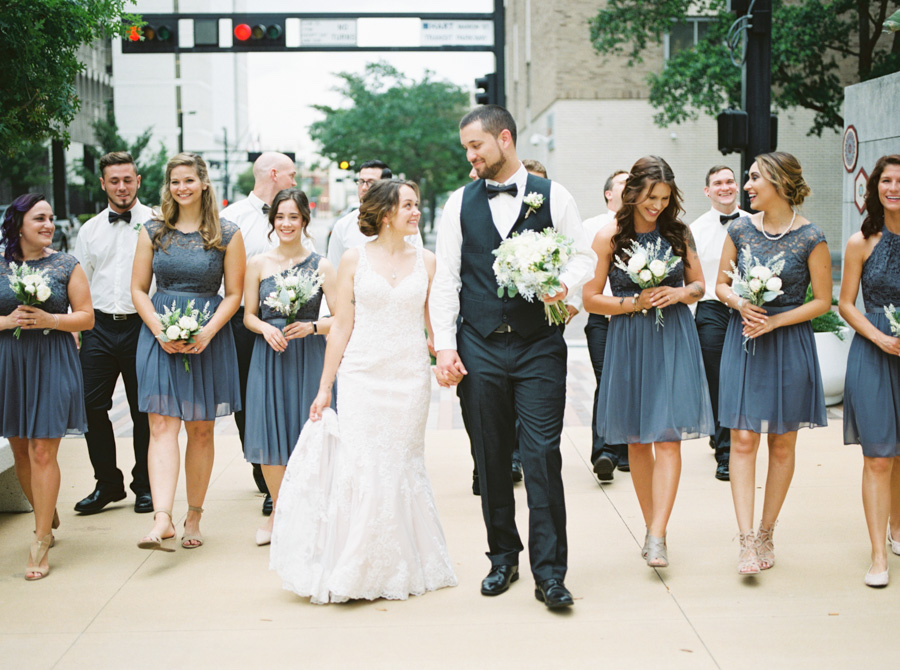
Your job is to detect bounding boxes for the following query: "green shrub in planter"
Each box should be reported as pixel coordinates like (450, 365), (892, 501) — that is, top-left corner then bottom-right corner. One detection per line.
(805, 285), (845, 339)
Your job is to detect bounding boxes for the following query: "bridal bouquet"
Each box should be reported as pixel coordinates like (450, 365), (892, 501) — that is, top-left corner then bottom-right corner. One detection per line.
(613, 238), (682, 328)
(7, 262), (53, 339)
(492, 228), (575, 326)
(884, 304), (900, 337)
(156, 299), (212, 372)
(262, 267), (323, 325)
(724, 246), (786, 352)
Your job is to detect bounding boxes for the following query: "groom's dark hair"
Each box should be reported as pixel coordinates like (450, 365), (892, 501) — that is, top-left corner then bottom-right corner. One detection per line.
(460, 105), (517, 146)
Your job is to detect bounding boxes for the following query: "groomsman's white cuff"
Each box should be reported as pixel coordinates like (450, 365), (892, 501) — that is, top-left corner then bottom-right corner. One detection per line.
(433, 335), (458, 352)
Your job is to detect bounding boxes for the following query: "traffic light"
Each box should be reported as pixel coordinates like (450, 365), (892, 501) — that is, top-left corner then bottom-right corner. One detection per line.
(122, 20), (177, 53)
(474, 73), (497, 106)
(232, 15), (285, 49)
(338, 160), (351, 170)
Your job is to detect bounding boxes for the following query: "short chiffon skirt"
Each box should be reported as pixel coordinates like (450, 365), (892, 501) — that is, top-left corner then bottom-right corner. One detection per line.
(0, 329), (86, 438)
(844, 312), (900, 457)
(136, 291), (241, 421)
(718, 305), (827, 434)
(597, 303), (714, 444)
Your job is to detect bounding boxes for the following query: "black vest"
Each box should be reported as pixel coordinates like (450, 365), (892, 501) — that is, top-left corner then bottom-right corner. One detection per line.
(459, 174), (555, 339)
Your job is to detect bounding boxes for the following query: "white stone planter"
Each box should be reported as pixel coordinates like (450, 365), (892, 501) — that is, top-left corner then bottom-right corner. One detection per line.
(815, 328), (852, 406)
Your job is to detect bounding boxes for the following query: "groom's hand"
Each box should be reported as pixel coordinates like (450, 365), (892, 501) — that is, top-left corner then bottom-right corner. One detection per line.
(434, 349), (467, 387)
(541, 283), (568, 304)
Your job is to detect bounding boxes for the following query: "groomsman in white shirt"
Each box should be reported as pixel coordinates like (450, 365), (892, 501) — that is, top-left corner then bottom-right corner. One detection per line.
(327, 160), (421, 269)
(690, 165), (749, 481)
(220, 152), (296, 513)
(577, 170), (630, 482)
(74, 152), (154, 514)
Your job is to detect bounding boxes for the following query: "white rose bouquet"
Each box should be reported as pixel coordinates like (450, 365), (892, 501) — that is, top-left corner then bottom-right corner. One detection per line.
(7, 261), (53, 339)
(884, 304), (900, 337)
(155, 299), (212, 372)
(262, 267), (323, 325)
(724, 246), (786, 352)
(492, 228), (575, 326)
(613, 238), (682, 328)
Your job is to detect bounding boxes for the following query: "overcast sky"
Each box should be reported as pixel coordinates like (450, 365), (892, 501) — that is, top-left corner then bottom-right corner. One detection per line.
(244, 0), (496, 163)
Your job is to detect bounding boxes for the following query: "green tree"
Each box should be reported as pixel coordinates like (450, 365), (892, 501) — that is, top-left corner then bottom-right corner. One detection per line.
(0, 142), (51, 197)
(589, 0), (900, 136)
(0, 0), (138, 155)
(71, 114), (168, 210)
(235, 166), (255, 197)
(309, 62), (471, 227)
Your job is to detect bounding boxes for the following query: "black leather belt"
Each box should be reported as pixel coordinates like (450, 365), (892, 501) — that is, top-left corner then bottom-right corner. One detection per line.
(95, 310), (138, 321)
(492, 324), (513, 334)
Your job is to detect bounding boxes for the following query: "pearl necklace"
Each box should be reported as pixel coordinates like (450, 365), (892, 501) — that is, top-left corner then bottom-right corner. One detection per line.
(760, 210), (797, 241)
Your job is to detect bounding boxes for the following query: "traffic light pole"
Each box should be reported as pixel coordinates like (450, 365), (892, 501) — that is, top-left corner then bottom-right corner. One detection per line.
(740, 0), (772, 210)
(493, 0), (505, 108)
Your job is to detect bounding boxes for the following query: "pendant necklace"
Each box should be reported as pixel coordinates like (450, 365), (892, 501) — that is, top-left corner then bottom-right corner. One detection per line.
(760, 210), (796, 241)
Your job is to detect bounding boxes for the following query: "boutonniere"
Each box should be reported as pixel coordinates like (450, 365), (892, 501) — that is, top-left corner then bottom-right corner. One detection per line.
(133, 221), (142, 233)
(523, 192), (544, 219)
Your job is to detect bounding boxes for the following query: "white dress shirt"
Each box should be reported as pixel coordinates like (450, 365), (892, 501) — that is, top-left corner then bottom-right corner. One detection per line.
(73, 200), (154, 314)
(327, 208), (422, 270)
(690, 206), (749, 303)
(570, 211), (615, 311)
(219, 192), (276, 260)
(430, 163), (596, 351)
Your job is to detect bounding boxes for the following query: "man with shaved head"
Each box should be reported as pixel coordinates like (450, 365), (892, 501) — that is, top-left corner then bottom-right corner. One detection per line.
(220, 152), (296, 513)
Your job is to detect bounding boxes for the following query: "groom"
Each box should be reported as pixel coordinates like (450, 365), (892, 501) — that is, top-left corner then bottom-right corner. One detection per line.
(431, 105), (595, 609)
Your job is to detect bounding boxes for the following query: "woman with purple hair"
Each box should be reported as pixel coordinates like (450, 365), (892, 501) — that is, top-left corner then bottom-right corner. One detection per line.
(0, 194), (94, 580)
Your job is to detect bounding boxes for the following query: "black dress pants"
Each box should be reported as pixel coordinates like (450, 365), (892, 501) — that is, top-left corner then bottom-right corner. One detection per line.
(457, 322), (568, 582)
(230, 307), (255, 446)
(695, 300), (731, 459)
(79, 312), (149, 494)
(584, 314), (628, 465)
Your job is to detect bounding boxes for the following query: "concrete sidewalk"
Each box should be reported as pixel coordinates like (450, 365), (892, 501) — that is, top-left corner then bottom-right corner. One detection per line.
(0, 346), (895, 669)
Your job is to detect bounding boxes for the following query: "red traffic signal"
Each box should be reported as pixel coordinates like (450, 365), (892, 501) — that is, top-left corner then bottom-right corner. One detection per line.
(233, 21), (283, 44)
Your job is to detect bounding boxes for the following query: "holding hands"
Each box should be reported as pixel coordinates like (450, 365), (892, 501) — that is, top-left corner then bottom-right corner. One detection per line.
(434, 350), (467, 388)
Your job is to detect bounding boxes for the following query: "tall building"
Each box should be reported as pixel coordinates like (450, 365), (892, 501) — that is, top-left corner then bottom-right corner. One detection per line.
(505, 0), (843, 248)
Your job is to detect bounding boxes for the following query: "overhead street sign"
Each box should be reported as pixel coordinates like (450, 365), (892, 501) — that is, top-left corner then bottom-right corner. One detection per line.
(300, 19), (357, 46)
(421, 20), (494, 46)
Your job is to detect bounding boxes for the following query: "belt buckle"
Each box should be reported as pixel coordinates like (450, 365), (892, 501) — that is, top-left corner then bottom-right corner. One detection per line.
(494, 324), (512, 334)
(113, 313), (127, 321)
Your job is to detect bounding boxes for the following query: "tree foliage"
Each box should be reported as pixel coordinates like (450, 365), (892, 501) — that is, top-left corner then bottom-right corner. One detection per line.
(0, 143), (51, 198)
(0, 0), (138, 155)
(589, 0), (900, 135)
(309, 62), (471, 222)
(71, 114), (169, 209)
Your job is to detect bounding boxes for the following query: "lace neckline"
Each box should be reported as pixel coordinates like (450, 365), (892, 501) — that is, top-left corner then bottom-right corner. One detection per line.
(260, 254), (316, 283)
(360, 243), (421, 289)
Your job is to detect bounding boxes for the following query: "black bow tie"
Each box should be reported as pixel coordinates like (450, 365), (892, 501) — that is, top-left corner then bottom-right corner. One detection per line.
(486, 183), (518, 199)
(262, 204), (270, 214)
(108, 210), (132, 224)
(720, 212), (740, 225)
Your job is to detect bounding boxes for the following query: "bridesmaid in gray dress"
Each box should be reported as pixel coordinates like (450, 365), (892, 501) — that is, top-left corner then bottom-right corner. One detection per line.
(716, 152), (831, 575)
(839, 155), (900, 588)
(132, 153), (245, 552)
(0, 193), (94, 579)
(242, 189), (337, 546)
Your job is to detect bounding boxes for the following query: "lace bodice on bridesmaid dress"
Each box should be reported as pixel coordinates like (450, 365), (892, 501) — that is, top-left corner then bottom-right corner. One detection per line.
(146, 219), (239, 293)
(0, 252), (78, 315)
(608, 229), (684, 297)
(257, 253), (324, 323)
(861, 227), (900, 312)
(727, 216), (826, 307)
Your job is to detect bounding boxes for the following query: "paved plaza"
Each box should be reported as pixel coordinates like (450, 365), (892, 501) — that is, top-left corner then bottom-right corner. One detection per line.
(0, 344), (895, 669)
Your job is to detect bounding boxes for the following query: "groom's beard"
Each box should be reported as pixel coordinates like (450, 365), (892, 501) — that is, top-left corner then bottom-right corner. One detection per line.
(473, 153), (507, 181)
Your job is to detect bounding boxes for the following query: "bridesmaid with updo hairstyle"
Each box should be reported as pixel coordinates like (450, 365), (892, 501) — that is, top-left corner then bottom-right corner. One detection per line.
(715, 152), (831, 575)
(839, 155), (900, 588)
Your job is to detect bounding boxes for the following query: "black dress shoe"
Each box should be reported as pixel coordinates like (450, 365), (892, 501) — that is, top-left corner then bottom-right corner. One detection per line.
(74, 486), (127, 514)
(134, 491), (153, 513)
(511, 459), (523, 483)
(592, 455), (615, 481)
(715, 459), (730, 481)
(472, 473), (481, 496)
(252, 463), (269, 494)
(534, 578), (574, 609)
(481, 565), (519, 596)
(262, 494), (273, 516)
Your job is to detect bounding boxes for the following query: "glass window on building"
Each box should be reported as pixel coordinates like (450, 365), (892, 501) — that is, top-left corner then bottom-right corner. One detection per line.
(665, 18), (714, 59)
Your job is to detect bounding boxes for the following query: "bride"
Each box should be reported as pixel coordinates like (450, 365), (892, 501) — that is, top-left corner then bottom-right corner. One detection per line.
(270, 179), (458, 604)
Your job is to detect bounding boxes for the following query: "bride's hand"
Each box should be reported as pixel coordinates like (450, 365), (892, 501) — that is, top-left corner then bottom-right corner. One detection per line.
(309, 388), (332, 422)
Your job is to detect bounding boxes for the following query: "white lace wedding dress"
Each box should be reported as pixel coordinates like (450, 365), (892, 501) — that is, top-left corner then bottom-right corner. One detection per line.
(270, 243), (458, 604)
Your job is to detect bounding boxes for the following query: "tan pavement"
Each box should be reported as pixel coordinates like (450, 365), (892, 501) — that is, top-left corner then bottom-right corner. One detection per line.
(0, 345), (895, 669)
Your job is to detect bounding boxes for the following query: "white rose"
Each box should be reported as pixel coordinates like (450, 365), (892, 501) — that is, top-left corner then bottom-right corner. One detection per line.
(187, 318), (199, 331)
(750, 266), (772, 281)
(24, 284), (36, 295)
(36, 285), (51, 301)
(627, 253), (647, 274)
(287, 290), (296, 301)
(180, 329), (190, 340)
(765, 276), (782, 292)
(23, 274), (40, 285)
(284, 275), (300, 288)
(648, 259), (667, 278)
(748, 278), (763, 293)
(165, 325), (182, 340)
(178, 316), (193, 329)
(639, 269), (652, 283)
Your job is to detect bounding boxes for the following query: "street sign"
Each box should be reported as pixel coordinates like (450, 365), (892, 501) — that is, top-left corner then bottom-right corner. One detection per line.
(301, 19), (357, 46)
(854, 168), (868, 214)
(421, 20), (493, 46)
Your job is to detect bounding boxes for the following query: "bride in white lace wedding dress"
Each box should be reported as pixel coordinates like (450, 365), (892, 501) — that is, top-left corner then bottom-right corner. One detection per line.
(270, 180), (457, 604)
